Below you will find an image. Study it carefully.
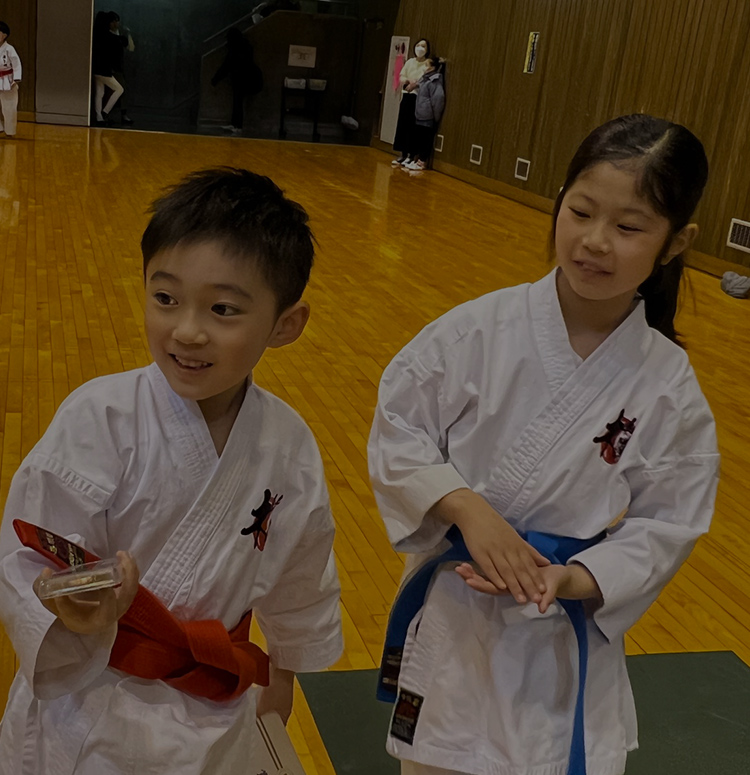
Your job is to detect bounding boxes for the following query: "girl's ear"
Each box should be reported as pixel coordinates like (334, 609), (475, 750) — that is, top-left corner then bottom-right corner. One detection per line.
(663, 223), (698, 264)
(268, 300), (310, 348)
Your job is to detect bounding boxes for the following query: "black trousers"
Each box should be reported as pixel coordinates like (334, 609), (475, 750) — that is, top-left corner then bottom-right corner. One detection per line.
(231, 85), (244, 129)
(392, 92), (417, 154)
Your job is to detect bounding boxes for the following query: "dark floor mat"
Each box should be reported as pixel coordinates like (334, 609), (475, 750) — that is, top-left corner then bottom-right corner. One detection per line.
(298, 651), (750, 774)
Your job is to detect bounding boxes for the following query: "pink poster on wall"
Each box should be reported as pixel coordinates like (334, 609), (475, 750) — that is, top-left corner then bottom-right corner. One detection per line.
(380, 35), (410, 145)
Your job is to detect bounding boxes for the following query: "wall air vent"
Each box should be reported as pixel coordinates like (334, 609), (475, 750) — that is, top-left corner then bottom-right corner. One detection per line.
(727, 218), (750, 254)
(515, 158), (531, 181)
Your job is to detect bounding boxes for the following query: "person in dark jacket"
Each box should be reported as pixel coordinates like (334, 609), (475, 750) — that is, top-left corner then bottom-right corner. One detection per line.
(403, 57), (445, 171)
(211, 28), (263, 135)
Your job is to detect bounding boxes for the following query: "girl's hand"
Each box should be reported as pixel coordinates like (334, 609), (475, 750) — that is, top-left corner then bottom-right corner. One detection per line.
(429, 489), (550, 604)
(454, 562), (514, 596)
(256, 665), (295, 725)
(536, 563), (603, 614)
(33, 551), (139, 635)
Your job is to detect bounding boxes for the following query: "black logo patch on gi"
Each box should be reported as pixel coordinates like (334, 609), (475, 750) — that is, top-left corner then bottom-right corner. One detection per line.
(240, 489), (283, 550)
(593, 409), (637, 465)
(390, 688), (424, 745)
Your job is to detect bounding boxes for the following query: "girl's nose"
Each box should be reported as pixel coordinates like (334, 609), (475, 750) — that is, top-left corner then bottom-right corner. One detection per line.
(582, 220), (610, 254)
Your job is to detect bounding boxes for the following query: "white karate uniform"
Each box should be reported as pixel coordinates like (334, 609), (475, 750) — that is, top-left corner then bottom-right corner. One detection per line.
(368, 270), (719, 775)
(0, 363), (343, 775)
(0, 41), (21, 136)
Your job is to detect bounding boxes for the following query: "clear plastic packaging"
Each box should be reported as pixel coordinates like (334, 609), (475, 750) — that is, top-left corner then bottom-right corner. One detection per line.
(36, 559), (122, 600)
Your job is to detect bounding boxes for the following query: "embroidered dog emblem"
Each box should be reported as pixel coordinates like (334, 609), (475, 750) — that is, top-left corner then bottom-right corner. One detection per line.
(594, 410), (637, 465)
(241, 489), (283, 550)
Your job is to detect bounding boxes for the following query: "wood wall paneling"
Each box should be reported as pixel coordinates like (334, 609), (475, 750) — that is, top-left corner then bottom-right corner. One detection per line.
(392, 0), (750, 269)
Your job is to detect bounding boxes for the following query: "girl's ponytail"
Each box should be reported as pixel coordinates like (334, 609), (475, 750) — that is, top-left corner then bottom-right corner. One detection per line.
(638, 255), (684, 344)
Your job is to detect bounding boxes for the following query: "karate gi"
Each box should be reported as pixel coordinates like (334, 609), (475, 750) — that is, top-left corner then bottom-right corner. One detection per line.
(368, 270), (719, 775)
(0, 41), (21, 136)
(0, 362), (343, 775)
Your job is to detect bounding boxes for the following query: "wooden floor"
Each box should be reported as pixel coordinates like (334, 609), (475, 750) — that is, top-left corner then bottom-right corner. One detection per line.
(1, 123), (749, 773)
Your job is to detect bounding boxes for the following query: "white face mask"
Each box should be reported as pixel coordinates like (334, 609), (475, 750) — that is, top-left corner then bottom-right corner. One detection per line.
(415, 46), (426, 57)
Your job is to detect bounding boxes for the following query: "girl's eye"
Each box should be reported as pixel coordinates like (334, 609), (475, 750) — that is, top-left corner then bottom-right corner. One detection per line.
(618, 224), (641, 233)
(212, 304), (240, 317)
(570, 208), (589, 218)
(154, 292), (175, 305)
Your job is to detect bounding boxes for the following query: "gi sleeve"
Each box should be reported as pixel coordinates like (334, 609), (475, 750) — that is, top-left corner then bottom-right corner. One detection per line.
(0, 456), (117, 700)
(254, 448), (343, 673)
(571, 373), (719, 642)
(368, 326), (472, 555)
(10, 46), (21, 81)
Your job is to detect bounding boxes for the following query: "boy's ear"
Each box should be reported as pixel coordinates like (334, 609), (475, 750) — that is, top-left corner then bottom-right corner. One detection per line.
(663, 223), (698, 264)
(268, 300), (310, 348)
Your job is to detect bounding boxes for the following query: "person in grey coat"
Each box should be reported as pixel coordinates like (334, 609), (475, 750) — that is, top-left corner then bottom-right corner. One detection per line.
(403, 57), (445, 171)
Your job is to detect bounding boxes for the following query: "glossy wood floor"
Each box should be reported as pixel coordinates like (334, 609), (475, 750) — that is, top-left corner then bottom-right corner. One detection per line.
(1, 123), (749, 773)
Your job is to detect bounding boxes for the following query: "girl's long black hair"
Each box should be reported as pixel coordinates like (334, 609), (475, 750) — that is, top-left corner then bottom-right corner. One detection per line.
(552, 114), (709, 344)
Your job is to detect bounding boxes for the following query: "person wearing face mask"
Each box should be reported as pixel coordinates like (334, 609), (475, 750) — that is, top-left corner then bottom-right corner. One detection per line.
(391, 38), (430, 167)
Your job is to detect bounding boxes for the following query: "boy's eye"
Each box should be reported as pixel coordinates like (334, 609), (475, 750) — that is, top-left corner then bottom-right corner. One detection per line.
(154, 292), (176, 305)
(212, 303), (240, 317)
(618, 224), (641, 233)
(570, 208), (589, 218)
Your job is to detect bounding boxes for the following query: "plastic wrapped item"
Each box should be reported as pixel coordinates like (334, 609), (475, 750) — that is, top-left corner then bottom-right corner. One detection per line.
(253, 713), (307, 774)
(307, 79), (326, 91)
(284, 77), (306, 89)
(36, 558), (123, 600)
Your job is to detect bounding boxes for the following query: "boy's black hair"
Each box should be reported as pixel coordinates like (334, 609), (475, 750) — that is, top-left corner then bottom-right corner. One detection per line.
(0, 22), (10, 37)
(141, 167), (315, 312)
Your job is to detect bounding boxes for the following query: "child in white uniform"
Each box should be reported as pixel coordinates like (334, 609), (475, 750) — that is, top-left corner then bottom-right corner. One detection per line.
(0, 22), (22, 137)
(0, 168), (343, 774)
(369, 114), (719, 775)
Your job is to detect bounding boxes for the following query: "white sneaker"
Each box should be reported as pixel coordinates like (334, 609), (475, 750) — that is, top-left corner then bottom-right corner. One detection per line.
(392, 156), (406, 166)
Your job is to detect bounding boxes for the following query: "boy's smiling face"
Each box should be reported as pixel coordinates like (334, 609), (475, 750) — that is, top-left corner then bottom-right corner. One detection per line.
(144, 240), (307, 419)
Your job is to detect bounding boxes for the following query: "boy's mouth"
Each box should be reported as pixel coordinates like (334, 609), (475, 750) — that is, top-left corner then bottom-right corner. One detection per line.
(170, 354), (212, 370)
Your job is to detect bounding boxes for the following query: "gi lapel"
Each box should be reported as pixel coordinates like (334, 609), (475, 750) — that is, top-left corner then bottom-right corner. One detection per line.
(483, 271), (648, 521)
(140, 365), (258, 607)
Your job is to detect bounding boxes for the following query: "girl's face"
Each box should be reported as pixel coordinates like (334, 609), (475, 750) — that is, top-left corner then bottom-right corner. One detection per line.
(555, 162), (679, 303)
(415, 41), (427, 58)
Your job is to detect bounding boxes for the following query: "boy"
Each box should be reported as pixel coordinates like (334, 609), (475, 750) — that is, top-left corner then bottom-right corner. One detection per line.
(0, 168), (343, 774)
(0, 21), (22, 137)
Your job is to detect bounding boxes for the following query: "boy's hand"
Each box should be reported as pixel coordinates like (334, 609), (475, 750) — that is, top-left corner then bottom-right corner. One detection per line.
(33, 551), (139, 635)
(428, 489), (550, 604)
(256, 665), (295, 725)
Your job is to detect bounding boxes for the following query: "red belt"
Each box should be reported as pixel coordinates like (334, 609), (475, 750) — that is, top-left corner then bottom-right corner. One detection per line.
(13, 519), (270, 701)
(0, 68), (13, 78)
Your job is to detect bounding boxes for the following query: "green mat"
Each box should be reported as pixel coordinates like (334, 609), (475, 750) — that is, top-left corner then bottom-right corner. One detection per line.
(298, 652), (750, 774)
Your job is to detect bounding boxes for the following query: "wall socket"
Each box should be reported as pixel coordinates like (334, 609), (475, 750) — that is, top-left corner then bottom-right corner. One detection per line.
(515, 157), (531, 181)
(434, 134), (444, 152)
(470, 144), (483, 165)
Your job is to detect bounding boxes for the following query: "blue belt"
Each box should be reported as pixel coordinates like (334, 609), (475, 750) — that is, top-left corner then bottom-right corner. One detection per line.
(377, 525), (605, 775)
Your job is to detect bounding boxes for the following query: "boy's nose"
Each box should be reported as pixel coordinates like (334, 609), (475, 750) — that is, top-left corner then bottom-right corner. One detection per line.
(173, 314), (209, 345)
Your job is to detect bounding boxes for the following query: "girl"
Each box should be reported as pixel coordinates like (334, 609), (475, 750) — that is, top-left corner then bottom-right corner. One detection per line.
(0, 21), (22, 138)
(403, 56), (445, 171)
(392, 38), (431, 167)
(368, 114), (719, 775)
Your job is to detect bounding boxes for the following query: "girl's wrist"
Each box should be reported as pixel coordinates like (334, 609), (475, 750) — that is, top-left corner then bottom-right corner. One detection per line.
(561, 563), (602, 601)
